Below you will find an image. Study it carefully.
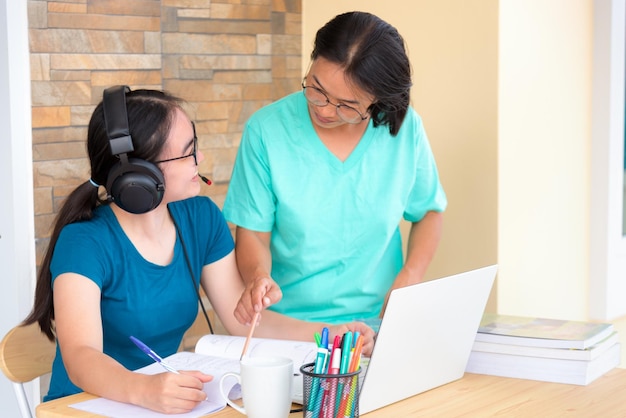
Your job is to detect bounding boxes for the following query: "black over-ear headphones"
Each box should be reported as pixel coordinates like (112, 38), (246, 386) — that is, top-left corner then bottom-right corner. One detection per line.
(103, 85), (165, 214)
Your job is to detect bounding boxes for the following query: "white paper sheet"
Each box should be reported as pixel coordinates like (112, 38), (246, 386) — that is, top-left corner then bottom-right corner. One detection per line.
(70, 351), (241, 417)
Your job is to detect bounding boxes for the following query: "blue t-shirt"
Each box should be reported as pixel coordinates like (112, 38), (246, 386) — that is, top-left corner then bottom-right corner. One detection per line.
(223, 92), (447, 324)
(45, 196), (233, 401)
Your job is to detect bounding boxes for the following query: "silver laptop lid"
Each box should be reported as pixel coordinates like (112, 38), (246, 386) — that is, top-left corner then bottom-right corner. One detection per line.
(358, 265), (497, 414)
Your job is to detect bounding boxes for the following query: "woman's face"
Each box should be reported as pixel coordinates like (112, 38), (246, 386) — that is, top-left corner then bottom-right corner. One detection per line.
(158, 108), (205, 203)
(303, 57), (374, 130)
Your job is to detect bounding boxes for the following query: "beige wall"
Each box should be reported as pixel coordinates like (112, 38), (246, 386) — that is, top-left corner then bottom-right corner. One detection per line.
(499, 0), (593, 319)
(303, 1), (499, 309)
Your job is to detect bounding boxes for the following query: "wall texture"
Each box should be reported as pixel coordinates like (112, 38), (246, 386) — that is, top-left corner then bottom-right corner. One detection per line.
(27, 0), (302, 269)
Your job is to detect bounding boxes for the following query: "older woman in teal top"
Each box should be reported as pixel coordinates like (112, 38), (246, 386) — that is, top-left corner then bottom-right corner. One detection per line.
(226, 12), (447, 326)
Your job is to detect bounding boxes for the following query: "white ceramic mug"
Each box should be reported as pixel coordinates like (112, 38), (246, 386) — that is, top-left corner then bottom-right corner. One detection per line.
(219, 356), (293, 418)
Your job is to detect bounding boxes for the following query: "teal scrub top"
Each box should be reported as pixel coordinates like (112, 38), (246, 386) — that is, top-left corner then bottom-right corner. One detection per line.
(223, 92), (447, 323)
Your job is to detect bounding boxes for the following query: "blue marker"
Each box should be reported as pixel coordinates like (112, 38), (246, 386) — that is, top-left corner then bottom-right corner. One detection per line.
(319, 327), (329, 371)
(130, 336), (179, 374)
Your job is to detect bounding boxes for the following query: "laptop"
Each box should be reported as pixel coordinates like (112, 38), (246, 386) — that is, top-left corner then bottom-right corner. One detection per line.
(356, 264), (497, 414)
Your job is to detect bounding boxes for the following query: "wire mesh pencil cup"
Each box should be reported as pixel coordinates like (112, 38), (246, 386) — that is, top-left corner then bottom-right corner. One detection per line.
(300, 362), (361, 418)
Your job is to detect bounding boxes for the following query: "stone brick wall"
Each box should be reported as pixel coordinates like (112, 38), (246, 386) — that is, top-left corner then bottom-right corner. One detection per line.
(28, 0), (302, 268)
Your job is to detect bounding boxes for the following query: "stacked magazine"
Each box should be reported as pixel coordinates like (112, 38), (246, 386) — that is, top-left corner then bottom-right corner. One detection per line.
(465, 313), (621, 385)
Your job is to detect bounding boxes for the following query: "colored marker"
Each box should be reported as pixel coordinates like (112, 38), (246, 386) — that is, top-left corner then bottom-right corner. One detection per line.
(328, 335), (342, 374)
(339, 335), (363, 417)
(334, 332), (353, 415)
(306, 328), (329, 418)
(319, 334), (342, 418)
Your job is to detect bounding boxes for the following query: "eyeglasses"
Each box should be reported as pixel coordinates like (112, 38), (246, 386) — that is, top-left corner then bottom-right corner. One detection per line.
(154, 122), (198, 165)
(301, 79), (368, 124)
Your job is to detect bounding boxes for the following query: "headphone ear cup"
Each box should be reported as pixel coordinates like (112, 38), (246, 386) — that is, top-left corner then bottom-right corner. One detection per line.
(106, 159), (165, 214)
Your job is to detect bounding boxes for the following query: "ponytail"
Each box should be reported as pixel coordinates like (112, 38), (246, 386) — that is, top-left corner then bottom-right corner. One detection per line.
(22, 181), (107, 340)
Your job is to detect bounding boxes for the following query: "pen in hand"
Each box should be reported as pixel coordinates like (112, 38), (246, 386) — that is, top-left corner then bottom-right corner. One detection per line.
(130, 336), (179, 374)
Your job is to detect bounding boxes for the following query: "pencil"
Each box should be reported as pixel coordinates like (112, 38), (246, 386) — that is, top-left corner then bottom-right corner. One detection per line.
(240, 311), (260, 360)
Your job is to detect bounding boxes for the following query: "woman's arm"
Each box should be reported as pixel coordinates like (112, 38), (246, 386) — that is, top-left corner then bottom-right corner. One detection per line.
(381, 211), (443, 315)
(53, 273), (210, 414)
(202, 251), (376, 356)
(233, 227), (283, 320)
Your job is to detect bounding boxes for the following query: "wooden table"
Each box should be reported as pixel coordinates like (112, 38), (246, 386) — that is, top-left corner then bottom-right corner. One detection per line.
(36, 369), (626, 417)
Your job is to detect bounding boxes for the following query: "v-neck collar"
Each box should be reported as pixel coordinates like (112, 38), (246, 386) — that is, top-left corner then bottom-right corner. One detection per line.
(299, 98), (375, 172)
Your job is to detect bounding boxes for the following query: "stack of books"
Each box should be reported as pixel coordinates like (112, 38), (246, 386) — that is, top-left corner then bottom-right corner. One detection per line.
(465, 313), (621, 385)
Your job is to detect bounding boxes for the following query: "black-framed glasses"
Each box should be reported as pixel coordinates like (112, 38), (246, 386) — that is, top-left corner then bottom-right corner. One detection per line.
(154, 122), (198, 165)
(301, 79), (369, 124)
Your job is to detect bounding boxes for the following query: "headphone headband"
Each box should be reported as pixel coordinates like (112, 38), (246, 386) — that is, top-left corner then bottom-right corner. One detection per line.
(103, 86), (134, 157)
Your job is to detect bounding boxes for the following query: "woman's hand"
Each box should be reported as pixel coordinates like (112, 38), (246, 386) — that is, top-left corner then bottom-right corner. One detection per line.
(233, 276), (283, 325)
(137, 371), (212, 414)
(328, 322), (376, 357)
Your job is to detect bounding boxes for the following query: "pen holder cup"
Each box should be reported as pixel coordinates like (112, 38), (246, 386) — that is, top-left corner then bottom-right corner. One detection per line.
(300, 362), (361, 418)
